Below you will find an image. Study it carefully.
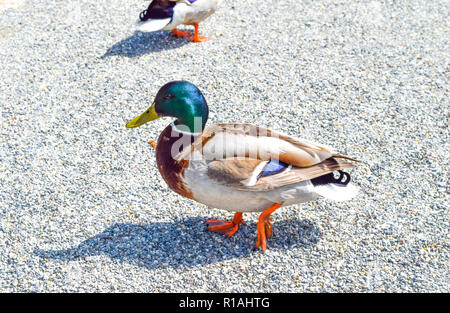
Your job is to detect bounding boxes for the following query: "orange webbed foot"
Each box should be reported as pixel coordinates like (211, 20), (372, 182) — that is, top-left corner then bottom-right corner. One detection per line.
(205, 212), (245, 237)
(172, 28), (191, 37)
(148, 140), (157, 149)
(189, 23), (211, 43)
(255, 203), (282, 252)
(189, 35), (211, 42)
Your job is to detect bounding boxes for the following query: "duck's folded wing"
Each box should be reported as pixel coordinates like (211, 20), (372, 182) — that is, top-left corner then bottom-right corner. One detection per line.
(178, 123), (336, 167)
(175, 123), (358, 191)
(206, 157), (356, 191)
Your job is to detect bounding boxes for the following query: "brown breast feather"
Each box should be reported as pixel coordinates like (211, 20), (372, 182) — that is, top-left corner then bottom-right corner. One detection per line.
(155, 124), (196, 199)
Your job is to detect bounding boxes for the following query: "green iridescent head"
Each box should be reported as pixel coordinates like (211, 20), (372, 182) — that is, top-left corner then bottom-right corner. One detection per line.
(126, 81), (209, 133)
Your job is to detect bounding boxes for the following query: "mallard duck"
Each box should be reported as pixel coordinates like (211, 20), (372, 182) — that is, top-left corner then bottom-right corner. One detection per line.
(126, 81), (359, 251)
(136, 0), (222, 42)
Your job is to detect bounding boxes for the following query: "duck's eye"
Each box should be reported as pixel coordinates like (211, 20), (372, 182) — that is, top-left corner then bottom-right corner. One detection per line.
(163, 94), (175, 101)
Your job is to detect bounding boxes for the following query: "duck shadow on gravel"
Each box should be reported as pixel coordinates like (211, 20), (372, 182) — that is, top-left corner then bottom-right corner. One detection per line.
(101, 31), (190, 58)
(35, 218), (321, 269)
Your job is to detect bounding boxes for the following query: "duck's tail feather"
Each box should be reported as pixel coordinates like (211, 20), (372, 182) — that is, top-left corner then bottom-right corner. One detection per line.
(314, 183), (359, 201)
(332, 154), (360, 163)
(136, 18), (171, 32)
(311, 170), (359, 201)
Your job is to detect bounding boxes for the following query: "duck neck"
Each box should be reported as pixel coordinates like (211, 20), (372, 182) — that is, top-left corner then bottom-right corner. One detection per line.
(172, 95), (209, 134)
(157, 123), (199, 161)
(173, 117), (205, 133)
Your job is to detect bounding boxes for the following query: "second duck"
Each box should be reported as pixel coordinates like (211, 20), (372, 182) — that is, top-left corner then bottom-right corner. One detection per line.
(136, 0), (223, 42)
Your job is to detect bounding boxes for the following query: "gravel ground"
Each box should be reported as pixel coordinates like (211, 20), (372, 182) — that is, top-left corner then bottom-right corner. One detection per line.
(0, 0), (448, 292)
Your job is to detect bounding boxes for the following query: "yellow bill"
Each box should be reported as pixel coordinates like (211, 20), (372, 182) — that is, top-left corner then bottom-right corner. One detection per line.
(126, 102), (161, 128)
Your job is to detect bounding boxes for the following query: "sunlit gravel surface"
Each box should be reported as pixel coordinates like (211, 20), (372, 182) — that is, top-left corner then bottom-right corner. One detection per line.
(0, 0), (448, 292)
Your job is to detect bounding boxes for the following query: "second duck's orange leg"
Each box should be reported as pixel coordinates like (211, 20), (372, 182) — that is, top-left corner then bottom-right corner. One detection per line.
(172, 28), (191, 37)
(189, 23), (211, 42)
(256, 203), (283, 252)
(205, 212), (246, 237)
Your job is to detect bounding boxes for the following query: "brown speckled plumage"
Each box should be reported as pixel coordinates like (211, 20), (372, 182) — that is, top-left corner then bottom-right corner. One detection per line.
(155, 124), (197, 199)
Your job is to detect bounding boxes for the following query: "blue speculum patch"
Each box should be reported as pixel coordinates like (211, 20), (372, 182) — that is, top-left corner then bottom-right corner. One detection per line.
(260, 160), (289, 177)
